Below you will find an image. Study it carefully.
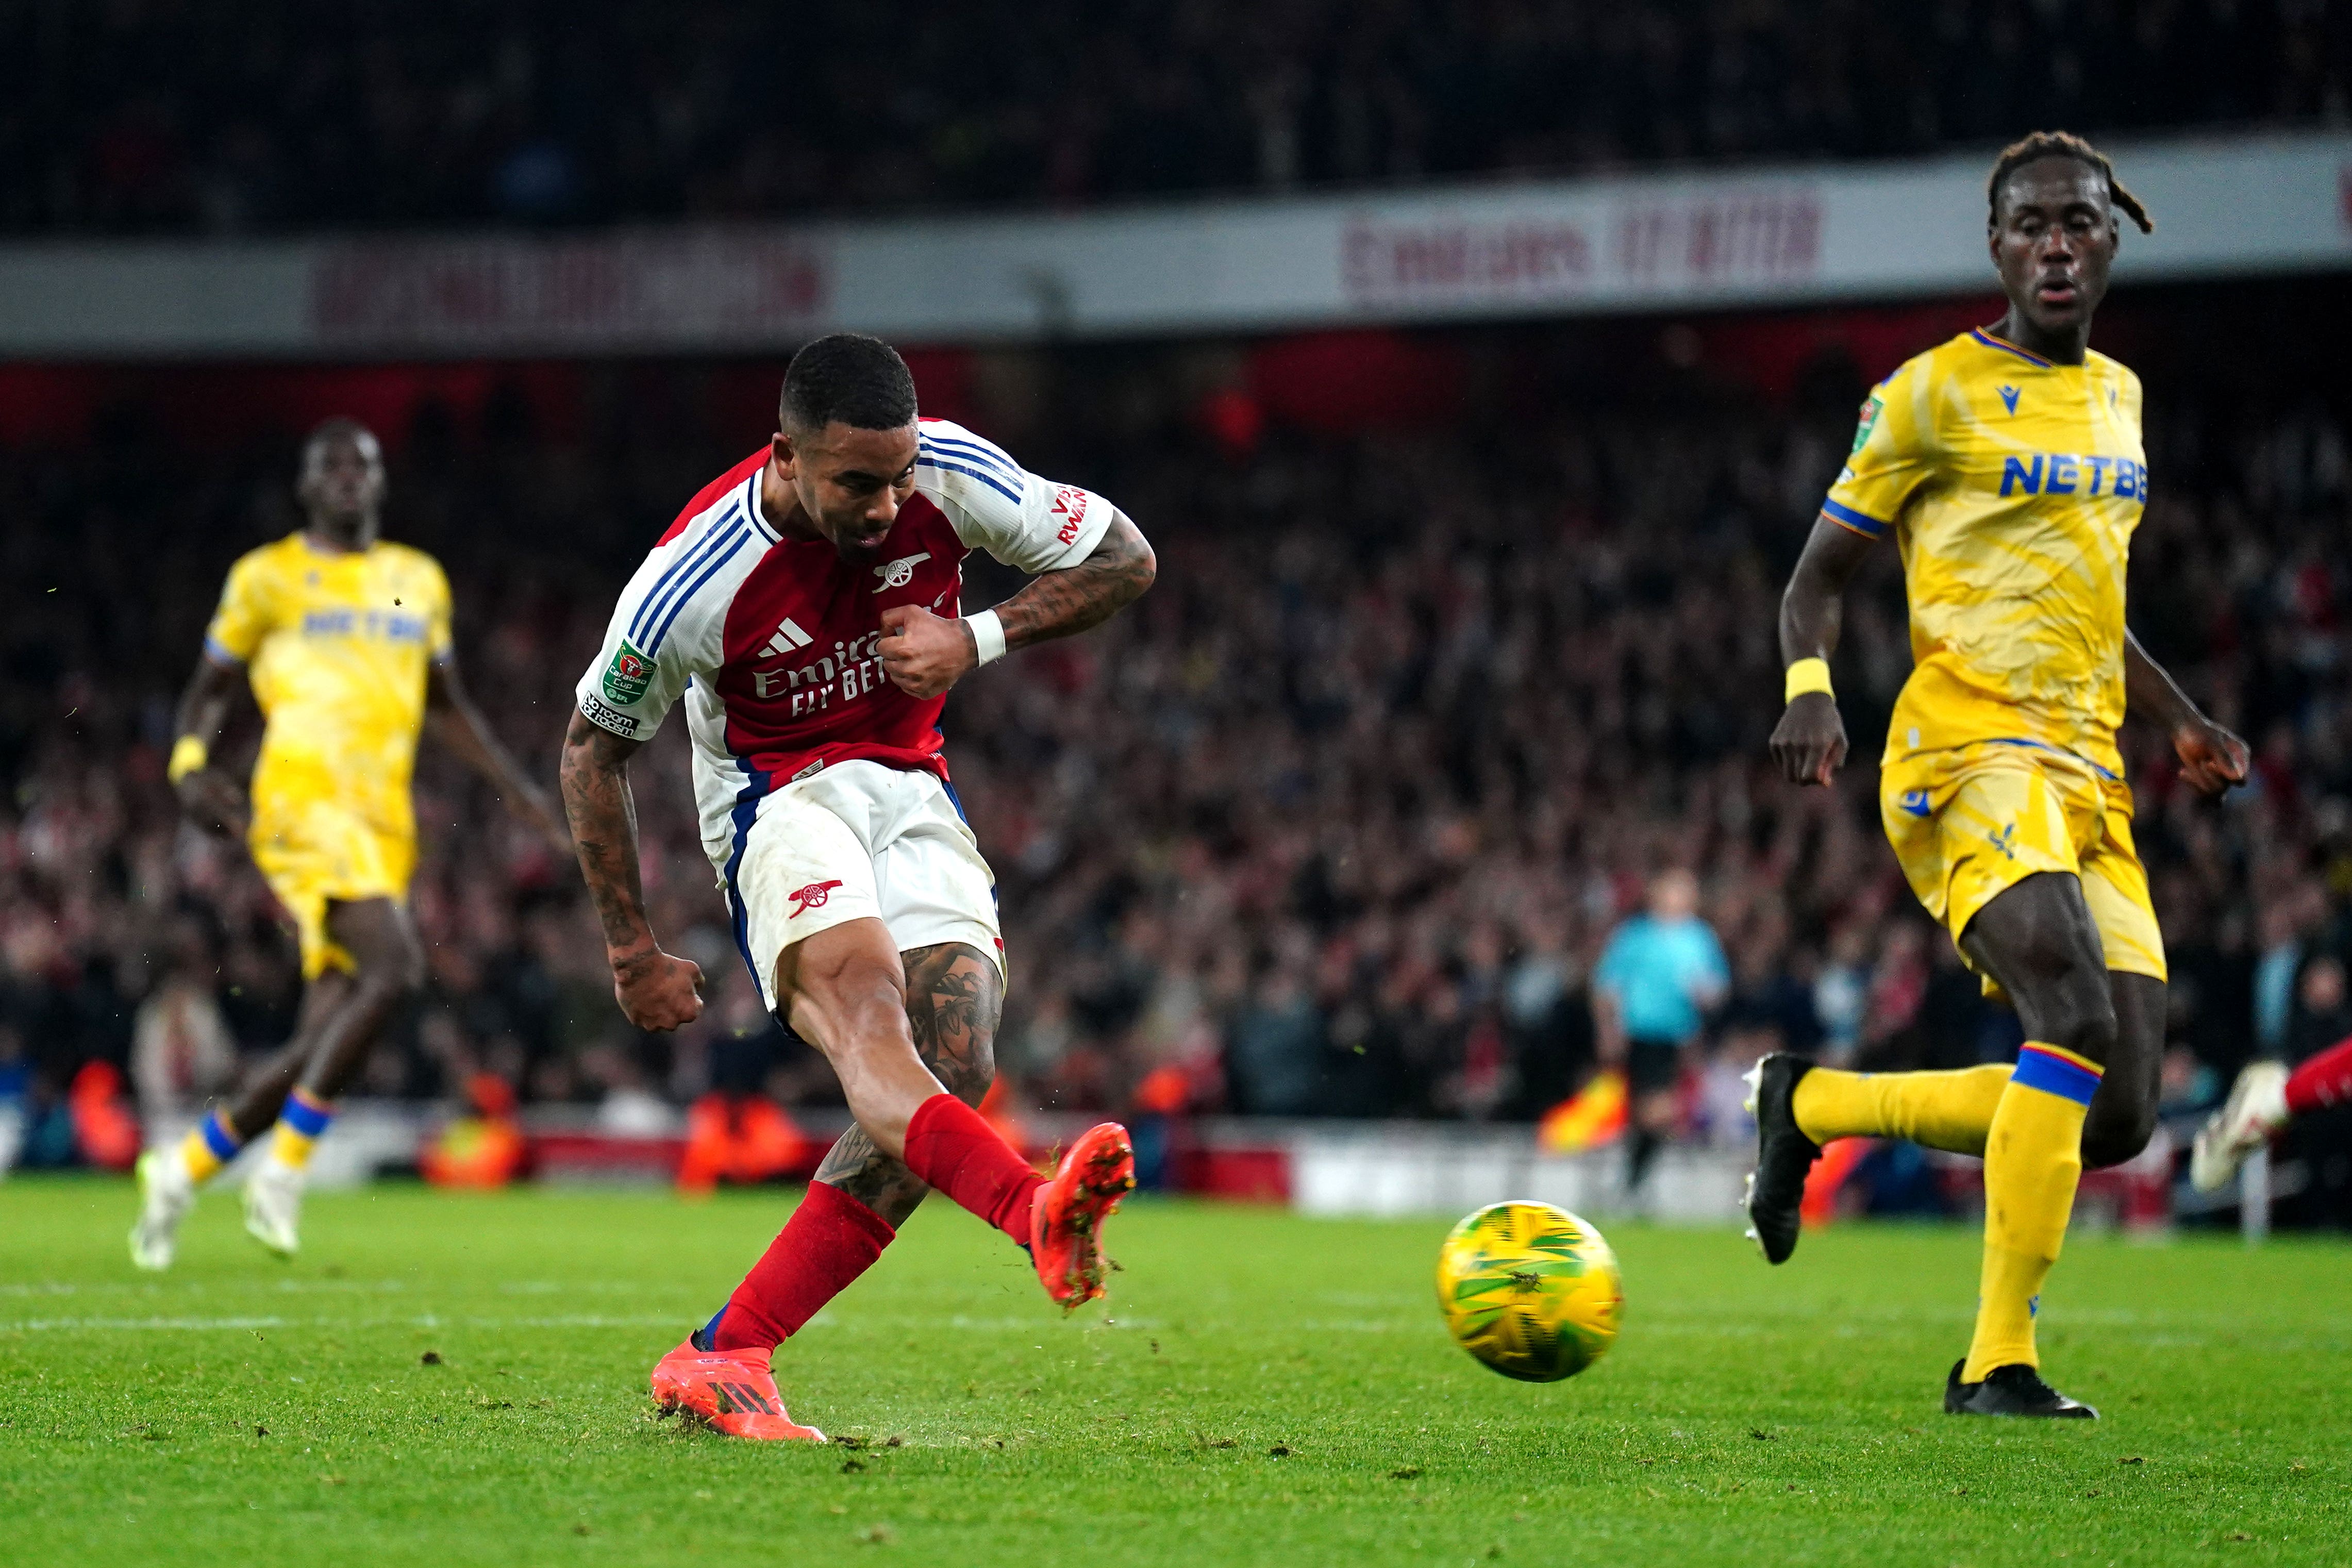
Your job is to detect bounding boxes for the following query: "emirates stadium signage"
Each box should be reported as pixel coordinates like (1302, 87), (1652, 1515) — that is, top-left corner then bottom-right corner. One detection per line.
(2, 132), (2346, 358)
(307, 235), (830, 350)
(1338, 189), (1827, 306)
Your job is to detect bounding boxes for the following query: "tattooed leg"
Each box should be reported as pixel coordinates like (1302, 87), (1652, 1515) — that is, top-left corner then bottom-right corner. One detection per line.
(807, 942), (1003, 1228)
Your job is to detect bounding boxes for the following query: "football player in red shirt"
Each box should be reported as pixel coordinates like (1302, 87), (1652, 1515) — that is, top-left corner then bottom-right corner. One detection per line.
(560, 334), (1155, 1439)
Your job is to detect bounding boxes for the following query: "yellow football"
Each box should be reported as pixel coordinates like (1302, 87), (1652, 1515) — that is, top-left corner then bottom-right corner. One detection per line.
(1436, 1200), (1623, 1382)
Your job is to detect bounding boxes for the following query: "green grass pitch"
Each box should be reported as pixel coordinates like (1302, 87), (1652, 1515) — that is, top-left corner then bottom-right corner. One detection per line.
(2, 1178), (2345, 1566)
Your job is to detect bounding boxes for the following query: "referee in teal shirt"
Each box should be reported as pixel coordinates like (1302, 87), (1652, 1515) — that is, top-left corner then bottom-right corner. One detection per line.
(1594, 869), (1730, 1194)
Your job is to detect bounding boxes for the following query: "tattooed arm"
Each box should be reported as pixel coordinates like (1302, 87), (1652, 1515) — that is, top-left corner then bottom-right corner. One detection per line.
(558, 708), (704, 1030)
(810, 941), (1004, 1225)
(986, 511), (1156, 652)
(879, 512), (1157, 698)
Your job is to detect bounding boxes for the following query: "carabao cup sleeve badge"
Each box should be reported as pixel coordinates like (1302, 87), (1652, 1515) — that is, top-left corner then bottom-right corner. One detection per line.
(1850, 391), (1883, 455)
(602, 641), (653, 705)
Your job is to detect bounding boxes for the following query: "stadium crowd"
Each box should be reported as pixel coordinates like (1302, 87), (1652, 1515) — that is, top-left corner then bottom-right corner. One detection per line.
(1, 300), (2348, 1221)
(3, 0), (2347, 234)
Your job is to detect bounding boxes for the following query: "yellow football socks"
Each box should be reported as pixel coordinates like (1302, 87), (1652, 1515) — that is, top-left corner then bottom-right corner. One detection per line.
(1790, 1063), (2012, 1155)
(269, 1088), (336, 1171)
(1962, 1043), (2103, 1382)
(179, 1109), (243, 1182)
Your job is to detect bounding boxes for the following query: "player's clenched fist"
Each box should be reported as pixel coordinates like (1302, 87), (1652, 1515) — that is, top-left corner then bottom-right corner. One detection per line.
(611, 947), (705, 1031)
(1770, 692), (1848, 786)
(2172, 715), (2250, 797)
(174, 768), (252, 841)
(878, 603), (977, 698)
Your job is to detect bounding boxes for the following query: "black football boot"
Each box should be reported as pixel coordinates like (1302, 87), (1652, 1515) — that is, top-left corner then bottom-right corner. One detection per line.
(1943, 1360), (2099, 1419)
(1741, 1053), (1821, 1264)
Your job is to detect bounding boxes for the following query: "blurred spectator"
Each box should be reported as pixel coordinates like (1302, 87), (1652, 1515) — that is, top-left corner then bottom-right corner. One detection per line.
(1498, 916), (1595, 1119)
(128, 921), (239, 1128)
(1812, 922), (1872, 1062)
(0, 1024), (28, 1175)
(677, 1093), (808, 1194)
(2255, 883), (2330, 1052)
(1226, 957), (1323, 1117)
(2283, 970), (2352, 1227)
(67, 1061), (140, 1170)
(419, 1072), (526, 1188)
(2288, 954), (2352, 1064)
(585, 1041), (677, 1136)
(1592, 869), (1729, 1192)
(0, 1), (2345, 236)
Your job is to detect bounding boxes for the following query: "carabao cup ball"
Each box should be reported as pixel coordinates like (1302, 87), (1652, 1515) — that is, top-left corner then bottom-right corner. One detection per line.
(1436, 1201), (1623, 1382)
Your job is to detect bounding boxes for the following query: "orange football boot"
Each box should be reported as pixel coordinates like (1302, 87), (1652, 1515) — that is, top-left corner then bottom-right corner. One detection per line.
(648, 1339), (826, 1441)
(1030, 1121), (1137, 1309)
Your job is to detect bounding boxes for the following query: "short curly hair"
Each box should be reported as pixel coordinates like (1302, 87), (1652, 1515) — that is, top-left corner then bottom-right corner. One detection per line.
(1987, 130), (2153, 235)
(780, 333), (918, 432)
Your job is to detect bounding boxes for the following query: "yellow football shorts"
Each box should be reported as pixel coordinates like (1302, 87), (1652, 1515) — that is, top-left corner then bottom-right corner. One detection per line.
(1880, 740), (2165, 986)
(249, 795), (415, 979)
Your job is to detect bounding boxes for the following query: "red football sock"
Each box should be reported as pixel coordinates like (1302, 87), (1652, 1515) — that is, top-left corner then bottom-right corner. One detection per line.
(708, 1180), (896, 1353)
(899, 1093), (1043, 1245)
(2284, 1035), (2352, 1116)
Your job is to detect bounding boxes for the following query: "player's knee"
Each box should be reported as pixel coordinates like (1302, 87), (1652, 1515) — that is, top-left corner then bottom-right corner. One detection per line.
(359, 936), (427, 999)
(944, 1052), (996, 1109)
(2079, 1098), (2156, 1169)
(792, 940), (914, 1051)
(2033, 966), (2117, 1064)
(2047, 1005), (2117, 1066)
(849, 969), (913, 1041)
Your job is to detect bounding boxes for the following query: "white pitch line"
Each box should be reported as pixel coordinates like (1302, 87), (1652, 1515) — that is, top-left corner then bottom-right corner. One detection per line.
(1, 1315), (294, 1332)
(0, 1309), (1189, 1337)
(0, 1312), (688, 1334)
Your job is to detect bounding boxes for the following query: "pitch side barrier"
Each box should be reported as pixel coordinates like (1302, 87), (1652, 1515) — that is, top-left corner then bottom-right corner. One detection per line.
(113, 1104), (2193, 1231)
(3, 133), (2347, 360)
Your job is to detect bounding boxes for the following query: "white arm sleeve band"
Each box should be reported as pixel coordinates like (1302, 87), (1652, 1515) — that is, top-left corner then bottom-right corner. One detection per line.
(964, 608), (1007, 666)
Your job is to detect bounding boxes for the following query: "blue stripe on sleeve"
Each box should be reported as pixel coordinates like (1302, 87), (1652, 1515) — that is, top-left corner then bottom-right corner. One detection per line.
(916, 455), (1023, 505)
(2013, 1044), (2103, 1107)
(629, 509), (741, 645)
(202, 636), (244, 665)
(628, 525), (724, 645)
(1820, 498), (1889, 538)
(920, 432), (1023, 484)
(644, 529), (750, 653)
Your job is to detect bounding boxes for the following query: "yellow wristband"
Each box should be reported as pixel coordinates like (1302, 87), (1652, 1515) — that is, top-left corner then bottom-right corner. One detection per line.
(1783, 658), (1834, 704)
(166, 736), (209, 783)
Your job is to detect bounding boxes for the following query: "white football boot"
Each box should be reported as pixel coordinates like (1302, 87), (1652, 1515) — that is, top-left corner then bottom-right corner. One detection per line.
(2189, 1060), (2289, 1193)
(129, 1148), (197, 1272)
(242, 1155), (305, 1258)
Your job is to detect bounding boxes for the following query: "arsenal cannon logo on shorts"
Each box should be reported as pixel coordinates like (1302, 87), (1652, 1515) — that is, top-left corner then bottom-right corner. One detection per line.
(788, 879), (845, 917)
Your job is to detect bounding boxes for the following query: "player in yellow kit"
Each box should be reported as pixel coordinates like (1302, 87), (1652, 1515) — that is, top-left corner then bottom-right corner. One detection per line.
(1743, 134), (2250, 1416)
(130, 419), (565, 1269)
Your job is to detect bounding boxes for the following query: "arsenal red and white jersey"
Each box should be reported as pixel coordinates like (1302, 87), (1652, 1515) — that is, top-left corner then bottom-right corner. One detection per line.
(574, 419), (1116, 868)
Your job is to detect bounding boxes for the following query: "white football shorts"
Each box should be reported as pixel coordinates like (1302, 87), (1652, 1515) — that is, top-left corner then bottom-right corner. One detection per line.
(728, 759), (1002, 1012)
